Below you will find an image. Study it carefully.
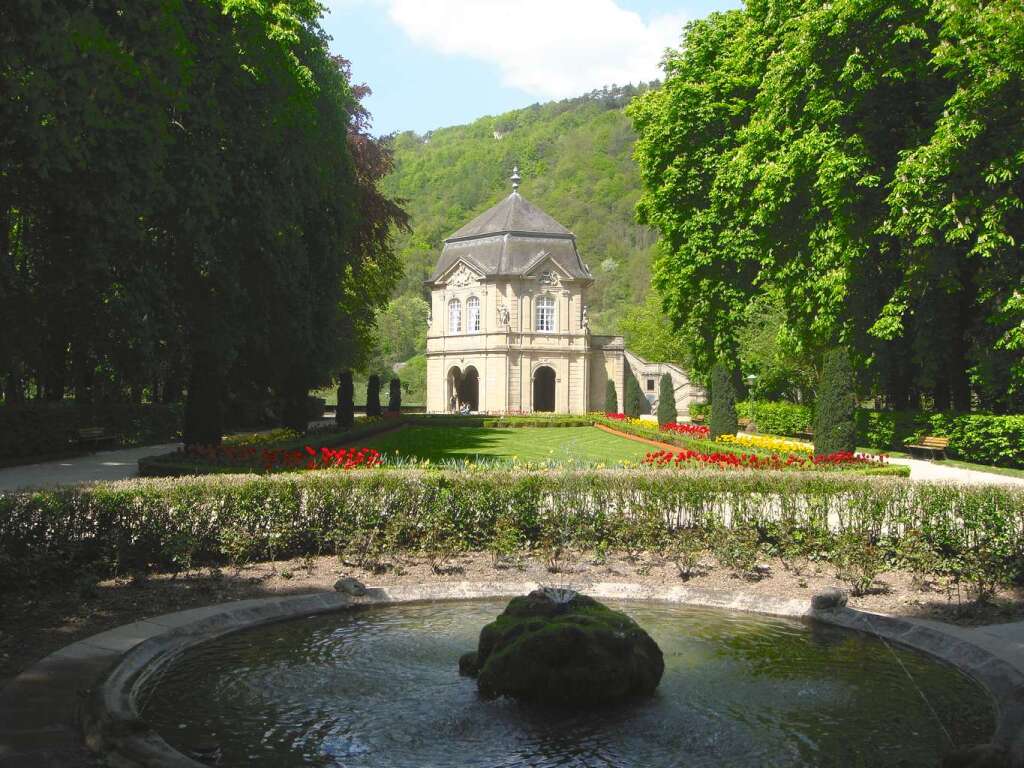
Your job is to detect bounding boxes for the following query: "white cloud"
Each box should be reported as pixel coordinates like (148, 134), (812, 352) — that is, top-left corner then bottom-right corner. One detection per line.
(381, 0), (685, 99)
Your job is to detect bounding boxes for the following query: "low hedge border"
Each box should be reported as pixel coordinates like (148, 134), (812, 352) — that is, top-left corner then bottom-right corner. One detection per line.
(2, 469), (1019, 598)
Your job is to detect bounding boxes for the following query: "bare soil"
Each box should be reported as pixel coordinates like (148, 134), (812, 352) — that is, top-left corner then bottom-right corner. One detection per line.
(2, 550), (1021, 690)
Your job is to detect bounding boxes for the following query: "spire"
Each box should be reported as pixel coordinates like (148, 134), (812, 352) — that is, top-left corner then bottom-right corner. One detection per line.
(510, 165), (521, 193)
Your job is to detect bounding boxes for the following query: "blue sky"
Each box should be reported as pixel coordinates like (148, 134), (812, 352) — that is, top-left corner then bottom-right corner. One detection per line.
(321, 0), (742, 136)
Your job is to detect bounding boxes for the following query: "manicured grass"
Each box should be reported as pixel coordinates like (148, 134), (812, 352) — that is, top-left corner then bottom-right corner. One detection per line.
(363, 425), (651, 465)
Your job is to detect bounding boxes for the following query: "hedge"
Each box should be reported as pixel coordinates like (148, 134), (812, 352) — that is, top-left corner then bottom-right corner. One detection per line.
(0, 402), (182, 461)
(1, 470), (1020, 598)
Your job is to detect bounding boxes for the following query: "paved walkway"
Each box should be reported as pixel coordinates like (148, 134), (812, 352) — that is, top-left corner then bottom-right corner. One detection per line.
(887, 456), (1024, 486)
(0, 442), (180, 492)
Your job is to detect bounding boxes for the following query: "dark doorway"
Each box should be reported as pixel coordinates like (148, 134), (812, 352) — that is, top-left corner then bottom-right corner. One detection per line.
(533, 366), (556, 412)
(459, 366), (479, 411)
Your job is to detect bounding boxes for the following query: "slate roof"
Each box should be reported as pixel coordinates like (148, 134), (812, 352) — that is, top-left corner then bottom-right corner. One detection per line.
(427, 191), (593, 284)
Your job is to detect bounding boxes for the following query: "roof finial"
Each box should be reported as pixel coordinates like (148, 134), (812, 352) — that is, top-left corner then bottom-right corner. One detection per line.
(510, 165), (521, 193)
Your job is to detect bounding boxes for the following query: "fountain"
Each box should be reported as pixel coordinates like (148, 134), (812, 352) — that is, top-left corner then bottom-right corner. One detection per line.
(458, 588), (664, 706)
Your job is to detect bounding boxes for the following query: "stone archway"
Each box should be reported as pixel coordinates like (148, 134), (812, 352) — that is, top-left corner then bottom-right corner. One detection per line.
(533, 365), (556, 412)
(447, 365), (480, 412)
(460, 366), (479, 411)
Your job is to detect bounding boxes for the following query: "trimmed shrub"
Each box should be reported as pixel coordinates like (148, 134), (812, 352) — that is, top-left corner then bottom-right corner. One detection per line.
(709, 361), (737, 438)
(366, 375), (382, 418)
(605, 379), (618, 413)
(624, 373), (645, 418)
(740, 400), (812, 436)
(657, 374), (677, 426)
(388, 378), (402, 413)
(337, 371), (355, 429)
(814, 348), (856, 455)
(926, 413), (1024, 468)
(2, 470), (1020, 599)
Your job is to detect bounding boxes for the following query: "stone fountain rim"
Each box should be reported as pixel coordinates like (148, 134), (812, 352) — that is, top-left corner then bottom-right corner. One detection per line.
(2, 581), (1022, 767)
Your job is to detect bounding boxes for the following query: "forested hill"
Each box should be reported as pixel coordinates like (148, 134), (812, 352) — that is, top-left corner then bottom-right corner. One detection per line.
(380, 85), (656, 335)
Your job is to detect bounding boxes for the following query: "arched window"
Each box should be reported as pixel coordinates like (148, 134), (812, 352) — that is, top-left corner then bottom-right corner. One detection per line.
(466, 296), (481, 333)
(448, 298), (462, 333)
(535, 295), (555, 332)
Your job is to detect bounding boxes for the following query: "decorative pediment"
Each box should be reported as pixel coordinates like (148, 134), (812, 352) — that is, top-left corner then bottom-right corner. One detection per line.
(439, 260), (482, 288)
(525, 252), (572, 286)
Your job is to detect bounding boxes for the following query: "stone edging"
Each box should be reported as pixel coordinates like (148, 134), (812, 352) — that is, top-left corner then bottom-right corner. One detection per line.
(1, 582), (1022, 767)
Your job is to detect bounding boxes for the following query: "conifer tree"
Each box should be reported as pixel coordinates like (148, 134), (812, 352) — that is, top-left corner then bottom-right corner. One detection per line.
(605, 379), (618, 413)
(337, 371), (354, 428)
(388, 377), (401, 412)
(814, 348), (857, 455)
(366, 374), (382, 417)
(709, 361), (738, 438)
(624, 372), (645, 417)
(657, 373), (677, 426)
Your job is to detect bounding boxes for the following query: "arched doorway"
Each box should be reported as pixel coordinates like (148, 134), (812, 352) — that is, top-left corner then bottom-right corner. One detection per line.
(533, 366), (556, 412)
(460, 366), (479, 411)
(446, 365), (480, 412)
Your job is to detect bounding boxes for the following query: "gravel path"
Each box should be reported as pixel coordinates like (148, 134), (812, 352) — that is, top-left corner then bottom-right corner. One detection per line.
(887, 456), (1024, 486)
(0, 442), (180, 492)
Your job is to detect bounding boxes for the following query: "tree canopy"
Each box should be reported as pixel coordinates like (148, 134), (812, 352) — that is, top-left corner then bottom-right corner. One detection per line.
(1, 0), (405, 442)
(630, 0), (1024, 412)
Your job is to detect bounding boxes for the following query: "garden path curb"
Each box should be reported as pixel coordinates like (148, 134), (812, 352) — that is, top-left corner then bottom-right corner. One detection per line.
(1, 582), (1022, 767)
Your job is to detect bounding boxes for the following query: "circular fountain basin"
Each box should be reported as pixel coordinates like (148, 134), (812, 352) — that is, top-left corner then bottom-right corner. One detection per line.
(135, 599), (993, 767)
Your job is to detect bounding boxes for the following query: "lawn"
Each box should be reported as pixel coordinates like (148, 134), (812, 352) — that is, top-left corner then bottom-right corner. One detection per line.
(363, 425), (651, 465)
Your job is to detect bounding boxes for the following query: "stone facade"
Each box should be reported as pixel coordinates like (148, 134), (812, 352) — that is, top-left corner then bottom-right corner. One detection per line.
(425, 171), (702, 415)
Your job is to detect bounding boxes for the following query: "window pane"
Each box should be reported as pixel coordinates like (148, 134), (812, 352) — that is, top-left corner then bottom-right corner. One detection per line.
(536, 296), (555, 332)
(467, 296), (480, 332)
(448, 299), (461, 333)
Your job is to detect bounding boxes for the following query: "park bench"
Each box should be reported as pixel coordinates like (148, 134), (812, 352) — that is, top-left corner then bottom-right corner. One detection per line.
(904, 435), (949, 460)
(76, 426), (117, 451)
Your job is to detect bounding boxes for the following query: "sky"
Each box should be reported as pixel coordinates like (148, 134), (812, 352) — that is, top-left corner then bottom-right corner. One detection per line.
(321, 0), (742, 136)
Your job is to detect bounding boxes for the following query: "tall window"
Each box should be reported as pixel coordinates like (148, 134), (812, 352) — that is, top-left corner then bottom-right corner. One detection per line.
(466, 296), (481, 333)
(536, 295), (555, 332)
(448, 298), (462, 333)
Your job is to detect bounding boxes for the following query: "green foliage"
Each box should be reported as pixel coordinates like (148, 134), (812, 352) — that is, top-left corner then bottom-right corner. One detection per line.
(814, 349), (857, 455)
(619, 293), (691, 368)
(666, 528), (704, 579)
(739, 401), (812, 437)
(1, 1), (404, 449)
(624, 371), (646, 417)
(657, 374), (676, 426)
(365, 375), (382, 418)
(605, 379), (618, 413)
(2, 470), (1021, 600)
(709, 361), (738, 438)
(630, 0), (1024, 412)
(925, 413), (1024, 468)
(337, 371), (355, 429)
(832, 529), (886, 597)
(388, 378), (401, 413)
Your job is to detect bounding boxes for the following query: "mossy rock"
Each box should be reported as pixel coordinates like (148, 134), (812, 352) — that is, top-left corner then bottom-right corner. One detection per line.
(460, 589), (664, 706)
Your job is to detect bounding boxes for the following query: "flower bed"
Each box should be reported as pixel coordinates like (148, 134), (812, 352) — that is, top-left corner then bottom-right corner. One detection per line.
(662, 422), (711, 439)
(718, 432), (813, 454)
(643, 448), (890, 472)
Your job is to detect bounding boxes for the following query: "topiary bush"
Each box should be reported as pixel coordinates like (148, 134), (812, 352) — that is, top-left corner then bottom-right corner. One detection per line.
(657, 373), (676, 426)
(337, 371), (354, 429)
(741, 400), (812, 436)
(366, 374), (382, 418)
(605, 379), (618, 413)
(388, 377), (402, 413)
(814, 348), (856, 454)
(624, 372), (645, 417)
(709, 361), (738, 438)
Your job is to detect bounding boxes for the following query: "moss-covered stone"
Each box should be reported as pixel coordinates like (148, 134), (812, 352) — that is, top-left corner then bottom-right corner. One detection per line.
(460, 589), (664, 706)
